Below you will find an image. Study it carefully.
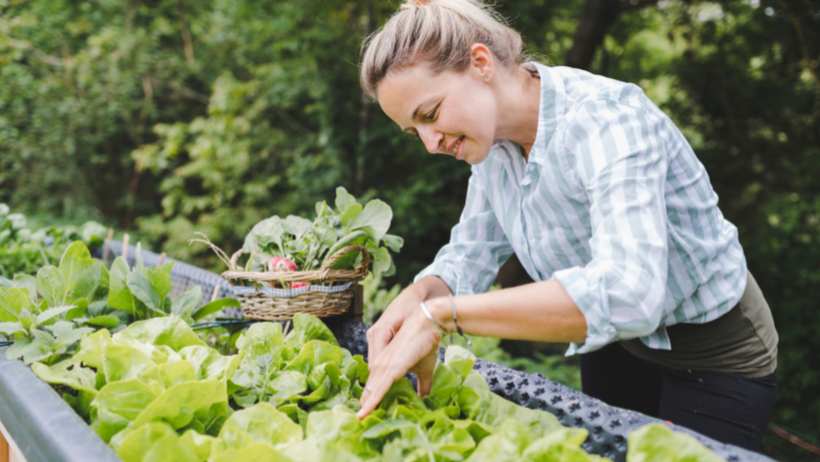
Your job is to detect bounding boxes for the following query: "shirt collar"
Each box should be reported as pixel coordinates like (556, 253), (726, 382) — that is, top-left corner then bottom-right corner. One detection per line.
(526, 62), (566, 167)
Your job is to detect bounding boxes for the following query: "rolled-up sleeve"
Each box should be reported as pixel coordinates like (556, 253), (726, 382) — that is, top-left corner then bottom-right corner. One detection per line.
(553, 90), (670, 355)
(414, 172), (513, 295)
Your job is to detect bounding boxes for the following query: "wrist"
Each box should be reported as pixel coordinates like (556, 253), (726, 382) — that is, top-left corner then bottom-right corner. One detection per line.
(407, 280), (431, 301)
(414, 275), (453, 300)
(427, 297), (456, 333)
(418, 300), (446, 340)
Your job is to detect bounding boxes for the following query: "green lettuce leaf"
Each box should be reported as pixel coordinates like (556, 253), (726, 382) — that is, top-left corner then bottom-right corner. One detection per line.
(115, 316), (205, 350)
(108, 257), (137, 314)
(112, 422), (201, 462)
(130, 379), (227, 430)
(93, 378), (159, 437)
(627, 423), (724, 462)
(35, 241), (104, 309)
(178, 429), (217, 460)
(286, 312), (338, 347)
(100, 341), (157, 383)
(74, 328), (112, 369)
(31, 357), (98, 395)
(126, 262), (173, 315)
(178, 345), (239, 381)
(0, 287), (34, 321)
(350, 199), (392, 241)
(218, 402), (302, 447)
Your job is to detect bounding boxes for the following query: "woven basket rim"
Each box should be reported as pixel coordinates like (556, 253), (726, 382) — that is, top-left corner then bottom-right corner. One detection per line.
(229, 281), (354, 297)
(222, 244), (369, 285)
(222, 268), (364, 283)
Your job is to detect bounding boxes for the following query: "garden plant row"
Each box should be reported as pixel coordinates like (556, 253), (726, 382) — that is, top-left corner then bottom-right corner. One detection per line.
(0, 244), (721, 461)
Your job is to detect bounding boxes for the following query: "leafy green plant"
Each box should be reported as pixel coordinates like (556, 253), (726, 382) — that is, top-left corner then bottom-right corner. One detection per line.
(0, 241), (107, 364)
(0, 203), (106, 279)
(32, 313), (723, 461)
(228, 314), (366, 412)
(232, 187), (403, 283)
(107, 247), (239, 323)
(627, 424), (724, 462)
(0, 240), (240, 365)
(33, 316), (234, 442)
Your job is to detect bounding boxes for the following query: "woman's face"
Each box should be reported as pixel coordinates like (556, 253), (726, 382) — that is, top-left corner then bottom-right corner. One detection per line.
(376, 60), (498, 165)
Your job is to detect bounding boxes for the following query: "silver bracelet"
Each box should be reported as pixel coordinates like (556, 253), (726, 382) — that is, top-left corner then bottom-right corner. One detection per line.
(419, 301), (447, 333)
(449, 296), (465, 337)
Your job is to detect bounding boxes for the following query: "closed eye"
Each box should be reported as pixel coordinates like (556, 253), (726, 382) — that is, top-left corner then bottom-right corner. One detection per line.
(422, 102), (441, 122)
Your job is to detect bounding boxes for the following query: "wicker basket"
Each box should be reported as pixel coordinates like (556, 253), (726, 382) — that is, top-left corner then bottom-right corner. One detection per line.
(220, 245), (369, 321)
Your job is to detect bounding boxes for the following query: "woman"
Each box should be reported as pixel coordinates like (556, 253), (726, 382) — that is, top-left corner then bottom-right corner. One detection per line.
(356, 0), (778, 452)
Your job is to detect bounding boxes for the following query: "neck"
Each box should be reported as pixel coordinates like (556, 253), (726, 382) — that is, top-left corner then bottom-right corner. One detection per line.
(493, 64), (541, 159)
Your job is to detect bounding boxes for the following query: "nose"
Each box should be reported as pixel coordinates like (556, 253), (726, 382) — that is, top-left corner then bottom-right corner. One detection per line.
(417, 125), (443, 154)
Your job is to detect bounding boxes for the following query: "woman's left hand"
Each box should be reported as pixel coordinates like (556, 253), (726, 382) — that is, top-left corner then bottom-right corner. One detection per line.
(357, 297), (446, 419)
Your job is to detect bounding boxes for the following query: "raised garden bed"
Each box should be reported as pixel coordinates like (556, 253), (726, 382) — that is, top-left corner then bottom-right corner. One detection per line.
(0, 241), (773, 462)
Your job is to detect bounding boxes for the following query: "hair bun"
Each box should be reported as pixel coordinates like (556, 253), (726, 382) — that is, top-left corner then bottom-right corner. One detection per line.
(405, 0), (432, 7)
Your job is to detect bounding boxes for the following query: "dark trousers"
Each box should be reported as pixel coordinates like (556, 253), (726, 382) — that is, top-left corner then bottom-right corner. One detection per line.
(581, 342), (777, 452)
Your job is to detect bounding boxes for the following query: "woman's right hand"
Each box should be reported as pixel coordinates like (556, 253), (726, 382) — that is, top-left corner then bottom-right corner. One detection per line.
(366, 284), (426, 365)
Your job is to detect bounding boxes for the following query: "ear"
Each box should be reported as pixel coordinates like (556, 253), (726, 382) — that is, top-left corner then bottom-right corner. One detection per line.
(469, 43), (495, 83)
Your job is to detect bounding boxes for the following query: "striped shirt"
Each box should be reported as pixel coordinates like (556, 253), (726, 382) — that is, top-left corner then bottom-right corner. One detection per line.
(414, 63), (748, 355)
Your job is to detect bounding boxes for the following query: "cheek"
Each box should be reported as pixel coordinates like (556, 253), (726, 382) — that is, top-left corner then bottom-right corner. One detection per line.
(467, 92), (496, 141)
(465, 95), (497, 163)
(440, 85), (496, 152)
(467, 109), (496, 156)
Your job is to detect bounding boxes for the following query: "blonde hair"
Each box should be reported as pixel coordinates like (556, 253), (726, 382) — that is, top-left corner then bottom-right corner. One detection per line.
(360, 0), (524, 100)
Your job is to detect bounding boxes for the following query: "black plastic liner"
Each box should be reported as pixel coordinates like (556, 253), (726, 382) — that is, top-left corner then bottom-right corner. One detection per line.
(0, 240), (773, 461)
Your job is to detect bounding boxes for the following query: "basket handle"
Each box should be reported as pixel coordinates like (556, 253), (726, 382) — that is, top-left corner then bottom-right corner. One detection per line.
(228, 249), (243, 272)
(320, 245), (370, 276)
(188, 233), (235, 270)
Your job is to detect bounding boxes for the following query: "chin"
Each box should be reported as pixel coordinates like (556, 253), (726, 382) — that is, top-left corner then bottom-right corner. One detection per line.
(464, 145), (491, 165)
(464, 156), (486, 166)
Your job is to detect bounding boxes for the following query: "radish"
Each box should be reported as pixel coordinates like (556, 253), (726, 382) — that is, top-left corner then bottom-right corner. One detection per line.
(268, 256), (297, 272)
(268, 256), (308, 289)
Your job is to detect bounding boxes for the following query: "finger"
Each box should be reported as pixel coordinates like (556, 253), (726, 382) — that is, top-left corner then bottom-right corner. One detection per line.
(360, 347), (389, 405)
(360, 333), (417, 418)
(357, 368), (399, 419)
(368, 292), (421, 363)
(413, 351), (438, 397)
(361, 311), (439, 418)
(366, 324), (395, 365)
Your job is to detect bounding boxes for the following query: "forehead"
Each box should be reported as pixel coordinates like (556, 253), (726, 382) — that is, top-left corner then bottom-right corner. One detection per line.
(376, 65), (447, 124)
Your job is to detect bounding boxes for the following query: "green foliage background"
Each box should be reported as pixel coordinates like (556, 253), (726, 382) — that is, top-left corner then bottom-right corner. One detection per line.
(1, 0), (817, 459)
